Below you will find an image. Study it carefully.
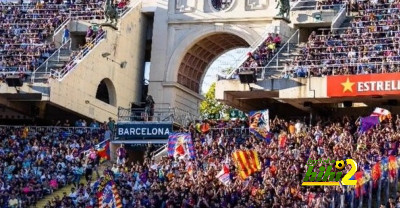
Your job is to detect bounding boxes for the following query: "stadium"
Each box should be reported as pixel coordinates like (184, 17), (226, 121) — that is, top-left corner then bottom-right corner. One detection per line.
(0, 0), (399, 207)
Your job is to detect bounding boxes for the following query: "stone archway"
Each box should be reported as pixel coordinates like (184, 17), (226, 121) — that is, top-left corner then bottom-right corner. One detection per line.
(178, 33), (249, 92)
(95, 78), (117, 106)
(165, 25), (258, 93)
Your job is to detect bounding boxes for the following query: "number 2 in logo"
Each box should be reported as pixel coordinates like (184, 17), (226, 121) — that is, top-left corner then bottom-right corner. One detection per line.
(341, 159), (357, 185)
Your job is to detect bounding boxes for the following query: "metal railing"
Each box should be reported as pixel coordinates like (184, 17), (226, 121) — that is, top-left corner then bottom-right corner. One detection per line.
(118, 107), (176, 122)
(151, 144), (168, 160)
(117, 107), (197, 127)
(1, 3), (133, 84)
(30, 39), (72, 83)
(261, 29), (300, 79)
(224, 25), (276, 79)
(51, 31), (107, 81)
(291, 0), (344, 10)
(53, 17), (71, 43)
(331, 4), (347, 31)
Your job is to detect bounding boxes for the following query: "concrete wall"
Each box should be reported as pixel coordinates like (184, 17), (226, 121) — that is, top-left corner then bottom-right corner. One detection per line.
(49, 5), (147, 122)
(279, 77), (328, 99)
(291, 10), (337, 26)
(216, 77), (328, 100)
(148, 0), (297, 115)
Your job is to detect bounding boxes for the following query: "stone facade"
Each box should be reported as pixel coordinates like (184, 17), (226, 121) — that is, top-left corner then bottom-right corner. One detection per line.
(148, 0), (294, 115)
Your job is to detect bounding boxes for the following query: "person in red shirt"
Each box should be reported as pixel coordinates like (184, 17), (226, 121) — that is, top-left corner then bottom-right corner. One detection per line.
(273, 34), (282, 48)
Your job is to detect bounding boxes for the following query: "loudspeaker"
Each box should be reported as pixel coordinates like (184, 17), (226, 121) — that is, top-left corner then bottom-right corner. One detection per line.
(388, 99), (398, 106)
(304, 102), (312, 107)
(238, 71), (257, 84)
(343, 101), (353, 108)
(5, 76), (23, 87)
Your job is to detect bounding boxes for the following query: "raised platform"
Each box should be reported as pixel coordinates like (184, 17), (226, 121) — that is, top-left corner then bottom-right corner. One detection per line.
(216, 73), (400, 115)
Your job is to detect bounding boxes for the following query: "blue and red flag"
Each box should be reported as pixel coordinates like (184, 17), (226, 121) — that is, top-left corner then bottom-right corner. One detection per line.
(93, 171), (122, 208)
(167, 133), (195, 159)
(97, 141), (110, 161)
(265, 132), (273, 144)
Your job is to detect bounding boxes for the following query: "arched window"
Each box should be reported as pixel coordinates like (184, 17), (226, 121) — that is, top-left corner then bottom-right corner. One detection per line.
(95, 78), (117, 106)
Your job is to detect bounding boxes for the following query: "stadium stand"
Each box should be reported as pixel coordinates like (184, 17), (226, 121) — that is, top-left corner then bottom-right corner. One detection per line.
(284, 0), (400, 78)
(45, 114), (400, 207)
(0, 1), (128, 82)
(230, 0), (400, 79)
(0, 124), (110, 207)
(4, 0), (400, 207)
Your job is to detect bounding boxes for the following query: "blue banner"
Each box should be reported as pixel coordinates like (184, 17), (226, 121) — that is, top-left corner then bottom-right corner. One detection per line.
(116, 123), (173, 139)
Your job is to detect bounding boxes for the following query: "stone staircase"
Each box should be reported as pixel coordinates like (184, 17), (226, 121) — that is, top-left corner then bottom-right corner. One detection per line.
(31, 46), (74, 83)
(263, 16), (353, 79)
(263, 42), (304, 78)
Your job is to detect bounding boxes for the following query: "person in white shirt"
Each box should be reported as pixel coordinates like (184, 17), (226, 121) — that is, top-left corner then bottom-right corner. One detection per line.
(8, 195), (19, 208)
(295, 120), (303, 134)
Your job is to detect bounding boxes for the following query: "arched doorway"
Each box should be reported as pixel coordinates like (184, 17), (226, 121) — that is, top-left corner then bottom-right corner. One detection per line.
(177, 33), (251, 93)
(95, 78), (117, 106)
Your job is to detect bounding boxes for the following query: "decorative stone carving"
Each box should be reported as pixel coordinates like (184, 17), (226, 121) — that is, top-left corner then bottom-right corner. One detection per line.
(246, 0), (268, 10)
(209, 0), (235, 12)
(275, 0), (290, 19)
(176, 0), (197, 13)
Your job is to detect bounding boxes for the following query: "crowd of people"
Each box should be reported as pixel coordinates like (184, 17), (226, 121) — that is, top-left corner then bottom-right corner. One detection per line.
(0, 3), (66, 73)
(0, 0), (128, 82)
(233, 0), (400, 79)
(52, 25), (106, 78)
(238, 33), (282, 78)
(41, 113), (400, 208)
(0, 123), (110, 208)
(283, 0), (400, 78)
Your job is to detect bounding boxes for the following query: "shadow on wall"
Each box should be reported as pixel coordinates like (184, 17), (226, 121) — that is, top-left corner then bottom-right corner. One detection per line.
(295, 13), (325, 23)
(255, 78), (304, 91)
(29, 86), (51, 96)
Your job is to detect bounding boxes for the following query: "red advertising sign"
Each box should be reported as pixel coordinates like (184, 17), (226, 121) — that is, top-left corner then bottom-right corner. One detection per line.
(327, 73), (400, 97)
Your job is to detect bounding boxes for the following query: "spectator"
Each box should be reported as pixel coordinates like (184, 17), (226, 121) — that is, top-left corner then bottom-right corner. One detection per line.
(62, 25), (70, 45)
(145, 95), (155, 121)
(116, 144), (126, 165)
(85, 26), (94, 43)
(273, 33), (282, 47)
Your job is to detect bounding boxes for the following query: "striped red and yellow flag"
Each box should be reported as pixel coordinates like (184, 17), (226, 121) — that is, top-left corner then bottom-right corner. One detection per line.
(232, 150), (261, 180)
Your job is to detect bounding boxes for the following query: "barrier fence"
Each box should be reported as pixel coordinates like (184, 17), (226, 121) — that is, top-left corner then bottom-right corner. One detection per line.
(117, 107), (197, 127)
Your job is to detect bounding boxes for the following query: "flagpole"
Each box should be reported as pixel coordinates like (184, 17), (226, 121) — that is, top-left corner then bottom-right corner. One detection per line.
(395, 168), (399, 199)
(385, 177), (389, 206)
(359, 187), (363, 208)
(350, 190), (354, 208)
(377, 177), (382, 208)
(340, 187), (345, 208)
(368, 180), (372, 208)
